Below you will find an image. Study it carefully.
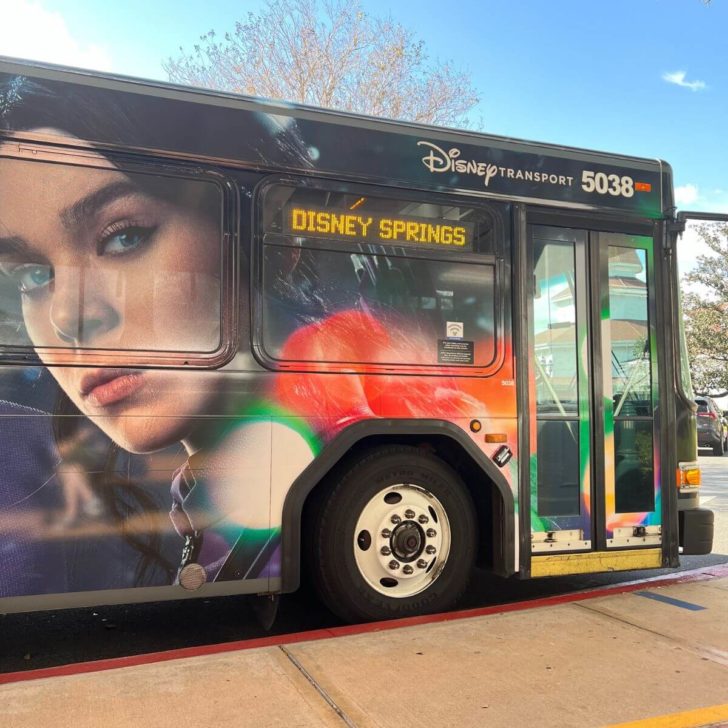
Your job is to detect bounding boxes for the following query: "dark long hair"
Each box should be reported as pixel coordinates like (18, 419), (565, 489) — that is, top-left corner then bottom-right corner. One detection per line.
(1, 74), (185, 148)
(52, 390), (176, 584)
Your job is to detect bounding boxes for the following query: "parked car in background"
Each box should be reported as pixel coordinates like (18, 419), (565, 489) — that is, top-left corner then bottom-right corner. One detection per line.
(695, 396), (728, 456)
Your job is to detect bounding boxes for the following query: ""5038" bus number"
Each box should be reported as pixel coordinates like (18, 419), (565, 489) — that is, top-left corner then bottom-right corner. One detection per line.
(581, 171), (634, 198)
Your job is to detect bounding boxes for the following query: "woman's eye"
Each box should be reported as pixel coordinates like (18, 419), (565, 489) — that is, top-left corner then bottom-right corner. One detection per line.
(14, 264), (53, 294)
(100, 226), (153, 255)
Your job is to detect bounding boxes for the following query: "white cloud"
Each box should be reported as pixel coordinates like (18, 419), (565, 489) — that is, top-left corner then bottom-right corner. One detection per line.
(662, 71), (706, 91)
(677, 222), (711, 277)
(673, 184), (728, 215)
(675, 184), (699, 206)
(0, 1), (112, 71)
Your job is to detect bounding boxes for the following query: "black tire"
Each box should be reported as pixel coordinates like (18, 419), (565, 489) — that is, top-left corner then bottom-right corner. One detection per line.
(713, 437), (724, 457)
(306, 445), (477, 623)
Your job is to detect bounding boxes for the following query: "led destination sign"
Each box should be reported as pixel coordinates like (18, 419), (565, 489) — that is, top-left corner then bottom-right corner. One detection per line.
(286, 206), (474, 250)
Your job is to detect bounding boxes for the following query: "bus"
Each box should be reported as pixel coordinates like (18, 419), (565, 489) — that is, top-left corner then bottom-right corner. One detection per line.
(0, 56), (717, 624)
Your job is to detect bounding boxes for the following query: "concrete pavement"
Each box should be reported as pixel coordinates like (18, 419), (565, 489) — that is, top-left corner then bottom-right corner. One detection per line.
(2, 567), (728, 728)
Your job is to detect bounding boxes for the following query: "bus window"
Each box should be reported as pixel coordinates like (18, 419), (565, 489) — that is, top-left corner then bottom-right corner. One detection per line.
(0, 154), (226, 363)
(606, 243), (655, 515)
(258, 181), (503, 372)
(532, 237), (582, 517)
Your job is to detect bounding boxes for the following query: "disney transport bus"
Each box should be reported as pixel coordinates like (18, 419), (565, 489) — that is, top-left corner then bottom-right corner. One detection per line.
(0, 57), (716, 623)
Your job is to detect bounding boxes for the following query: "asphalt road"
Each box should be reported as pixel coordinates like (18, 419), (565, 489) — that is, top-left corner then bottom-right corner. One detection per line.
(1, 454), (726, 675)
(695, 451), (728, 554)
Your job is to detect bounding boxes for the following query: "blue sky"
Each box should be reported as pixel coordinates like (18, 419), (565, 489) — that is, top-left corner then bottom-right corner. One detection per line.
(1, 0), (726, 268)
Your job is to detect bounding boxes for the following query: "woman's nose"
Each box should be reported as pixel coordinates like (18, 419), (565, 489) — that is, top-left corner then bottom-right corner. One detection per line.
(49, 267), (120, 346)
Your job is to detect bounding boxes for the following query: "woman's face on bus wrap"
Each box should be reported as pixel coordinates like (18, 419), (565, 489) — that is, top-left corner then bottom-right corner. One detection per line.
(0, 141), (224, 453)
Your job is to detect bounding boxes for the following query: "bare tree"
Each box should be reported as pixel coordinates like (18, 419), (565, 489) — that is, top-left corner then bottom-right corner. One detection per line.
(163, 0), (480, 128)
(682, 222), (728, 397)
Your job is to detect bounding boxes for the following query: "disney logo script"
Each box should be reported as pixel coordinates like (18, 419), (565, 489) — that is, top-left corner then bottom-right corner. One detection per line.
(417, 140), (575, 190)
(418, 141), (498, 186)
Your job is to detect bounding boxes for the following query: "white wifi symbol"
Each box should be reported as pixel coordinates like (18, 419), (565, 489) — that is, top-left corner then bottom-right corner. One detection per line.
(446, 322), (463, 338)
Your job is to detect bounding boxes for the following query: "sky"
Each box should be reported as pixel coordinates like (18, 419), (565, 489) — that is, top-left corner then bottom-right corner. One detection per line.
(0, 0), (726, 272)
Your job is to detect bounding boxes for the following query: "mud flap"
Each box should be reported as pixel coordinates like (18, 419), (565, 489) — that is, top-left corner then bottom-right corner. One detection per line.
(679, 508), (714, 555)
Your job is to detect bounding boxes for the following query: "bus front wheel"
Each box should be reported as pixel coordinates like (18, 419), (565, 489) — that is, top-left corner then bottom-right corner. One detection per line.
(308, 445), (476, 623)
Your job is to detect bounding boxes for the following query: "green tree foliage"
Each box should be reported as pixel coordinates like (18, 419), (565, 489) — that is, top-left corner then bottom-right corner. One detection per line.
(163, 0), (480, 127)
(683, 222), (728, 396)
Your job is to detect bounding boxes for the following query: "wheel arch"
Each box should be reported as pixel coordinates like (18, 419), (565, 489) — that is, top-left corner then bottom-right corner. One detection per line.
(280, 418), (516, 592)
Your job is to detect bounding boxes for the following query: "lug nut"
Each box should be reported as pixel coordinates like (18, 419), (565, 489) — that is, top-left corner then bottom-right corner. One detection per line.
(426, 528), (437, 538)
(404, 509), (415, 519)
(388, 560), (400, 570)
(425, 545), (436, 555)
(391, 514), (402, 525)
(380, 546), (391, 556)
(417, 559), (428, 569)
(381, 528), (391, 538)
(418, 515), (429, 524)
(402, 565), (414, 575)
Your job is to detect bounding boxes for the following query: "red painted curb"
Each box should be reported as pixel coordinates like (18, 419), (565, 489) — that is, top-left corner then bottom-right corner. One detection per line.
(2, 563), (727, 686)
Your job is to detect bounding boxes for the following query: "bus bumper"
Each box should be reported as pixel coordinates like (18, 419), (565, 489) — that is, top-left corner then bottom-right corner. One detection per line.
(679, 507), (714, 555)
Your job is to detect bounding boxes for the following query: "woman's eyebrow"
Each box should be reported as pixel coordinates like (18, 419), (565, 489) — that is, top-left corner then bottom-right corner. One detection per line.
(0, 234), (30, 257)
(60, 180), (140, 230)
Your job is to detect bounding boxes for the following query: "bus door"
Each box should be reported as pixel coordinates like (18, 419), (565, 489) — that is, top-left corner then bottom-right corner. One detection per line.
(527, 225), (661, 567)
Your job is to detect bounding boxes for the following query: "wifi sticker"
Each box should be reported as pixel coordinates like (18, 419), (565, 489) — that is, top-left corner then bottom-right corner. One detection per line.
(446, 321), (464, 339)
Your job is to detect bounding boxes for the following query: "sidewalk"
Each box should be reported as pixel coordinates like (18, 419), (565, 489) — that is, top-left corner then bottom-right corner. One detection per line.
(2, 567), (728, 728)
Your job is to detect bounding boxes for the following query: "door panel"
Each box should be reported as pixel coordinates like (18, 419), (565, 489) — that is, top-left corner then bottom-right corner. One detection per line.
(528, 226), (661, 554)
(529, 229), (591, 551)
(602, 238), (661, 547)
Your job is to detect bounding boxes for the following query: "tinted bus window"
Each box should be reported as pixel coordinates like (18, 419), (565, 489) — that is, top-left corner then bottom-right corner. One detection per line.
(0, 155), (224, 359)
(259, 182), (502, 370)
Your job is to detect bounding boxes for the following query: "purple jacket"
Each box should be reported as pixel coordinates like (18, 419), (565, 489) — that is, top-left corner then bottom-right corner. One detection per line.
(0, 400), (67, 597)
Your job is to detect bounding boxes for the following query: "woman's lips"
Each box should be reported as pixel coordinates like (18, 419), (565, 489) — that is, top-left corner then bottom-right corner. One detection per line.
(79, 369), (145, 407)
